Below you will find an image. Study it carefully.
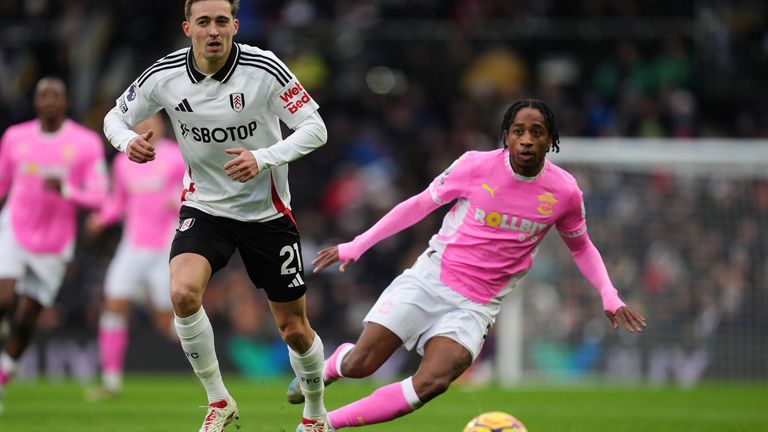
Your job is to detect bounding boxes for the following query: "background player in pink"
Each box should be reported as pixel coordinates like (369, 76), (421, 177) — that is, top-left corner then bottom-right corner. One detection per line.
(0, 77), (108, 414)
(85, 113), (185, 400)
(287, 99), (647, 430)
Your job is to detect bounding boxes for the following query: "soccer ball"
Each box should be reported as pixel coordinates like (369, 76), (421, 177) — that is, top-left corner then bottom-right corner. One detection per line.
(463, 411), (528, 432)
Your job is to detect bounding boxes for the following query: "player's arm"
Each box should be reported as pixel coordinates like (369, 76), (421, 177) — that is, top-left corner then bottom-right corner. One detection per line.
(560, 231), (646, 332)
(312, 188), (442, 273)
(103, 80), (162, 164)
(224, 112), (327, 183)
(0, 129), (12, 202)
(63, 135), (109, 209)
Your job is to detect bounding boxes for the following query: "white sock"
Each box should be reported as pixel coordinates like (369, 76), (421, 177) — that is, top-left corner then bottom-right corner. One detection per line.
(289, 333), (326, 419)
(0, 351), (17, 375)
(174, 307), (230, 403)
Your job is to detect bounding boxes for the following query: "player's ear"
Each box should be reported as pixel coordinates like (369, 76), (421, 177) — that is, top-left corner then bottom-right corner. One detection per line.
(232, 18), (239, 35)
(182, 21), (192, 37)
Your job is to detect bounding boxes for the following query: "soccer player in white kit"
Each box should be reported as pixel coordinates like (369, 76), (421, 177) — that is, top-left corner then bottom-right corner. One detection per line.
(0, 77), (108, 414)
(287, 99), (647, 430)
(102, 1), (330, 431)
(85, 113), (186, 400)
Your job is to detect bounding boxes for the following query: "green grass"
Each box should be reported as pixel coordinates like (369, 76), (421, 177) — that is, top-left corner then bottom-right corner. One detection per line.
(0, 375), (766, 431)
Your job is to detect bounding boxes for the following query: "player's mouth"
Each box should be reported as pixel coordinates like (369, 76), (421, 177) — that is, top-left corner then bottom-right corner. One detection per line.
(518, 151), (535, 162)
(207, 40), (223, 50)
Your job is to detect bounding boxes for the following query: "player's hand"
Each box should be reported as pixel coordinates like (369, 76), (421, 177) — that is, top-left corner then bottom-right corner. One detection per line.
(127, 130), (155, 163)
(224, 148), (260, 183)
(84, 213), (104, 237)
(43, 177), (62, 194)
(605, 305), (646, 333)
(312, 245), (354, 273)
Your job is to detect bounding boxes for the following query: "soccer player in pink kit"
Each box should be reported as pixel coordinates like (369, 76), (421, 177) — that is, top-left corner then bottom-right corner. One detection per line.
(85, 113), (186, 400)
(0, 77), (108, 414)
(288, 99), (647, 430)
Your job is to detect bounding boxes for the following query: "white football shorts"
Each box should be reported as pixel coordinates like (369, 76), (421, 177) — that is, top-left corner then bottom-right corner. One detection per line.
(363, 249), (509, 361)
(104, 239), (172, 310)
(0, 211), (73, 307)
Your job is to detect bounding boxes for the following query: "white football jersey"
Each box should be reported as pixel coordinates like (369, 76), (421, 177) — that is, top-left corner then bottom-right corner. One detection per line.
(104, 43), (321, 222)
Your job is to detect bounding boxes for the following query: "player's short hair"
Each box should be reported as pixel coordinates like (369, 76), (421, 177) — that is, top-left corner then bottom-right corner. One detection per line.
(35, 76), (67, 97)
(500, 99), (560, 153)
(184, 0), (239, 20)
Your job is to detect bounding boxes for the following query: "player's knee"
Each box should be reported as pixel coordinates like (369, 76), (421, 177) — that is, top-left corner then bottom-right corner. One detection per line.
(279, 324), (312, 351)
(413, 375), (452, 403)
(342, 352), (379, 378)
(170, 285), (201, 314)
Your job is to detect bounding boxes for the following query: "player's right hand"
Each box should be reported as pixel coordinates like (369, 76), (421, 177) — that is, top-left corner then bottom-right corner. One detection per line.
(312, 245), (354, 273)
(127, 130), (155, 163)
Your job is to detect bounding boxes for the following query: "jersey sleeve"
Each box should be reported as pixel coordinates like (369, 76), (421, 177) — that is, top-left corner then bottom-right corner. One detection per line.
(97, 156), (128, 226)
(65, 131), (109, 209)
(265, 52), (320, 129)
(556, 187), (588, 238)
(103, 78), (163, 152)
(0, 127), (14, 199)
(427, 152), (473, 205)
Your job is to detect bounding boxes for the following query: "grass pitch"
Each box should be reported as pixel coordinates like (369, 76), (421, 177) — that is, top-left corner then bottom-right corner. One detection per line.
(0, 375), (765, 431)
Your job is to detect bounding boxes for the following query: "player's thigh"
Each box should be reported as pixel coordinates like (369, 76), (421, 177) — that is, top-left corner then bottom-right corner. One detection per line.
(418, 306), (493, 363)
(146, 250), (172, 310)
(170, 206), (236, 276)
(363, 264), (449, 353)
(347, 322), (404, 373)
(415, 336), (473, 389)
(19, 251), (69, 308)
(0, 222), (25, 281)
(234, 215), (307, 303)
(104, 242), (145, 300)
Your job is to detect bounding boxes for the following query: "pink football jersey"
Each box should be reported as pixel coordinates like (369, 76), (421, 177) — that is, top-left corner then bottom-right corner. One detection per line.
(0, 119), (108, 253)
(97, 139), (186, 250)
(425, 150), (586, 303)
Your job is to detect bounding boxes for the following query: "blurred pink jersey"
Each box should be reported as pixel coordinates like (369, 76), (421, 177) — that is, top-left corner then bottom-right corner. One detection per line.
(0, 119), (108, 253)
(426, 150), (586, 303)
(97, 139), (185, 250)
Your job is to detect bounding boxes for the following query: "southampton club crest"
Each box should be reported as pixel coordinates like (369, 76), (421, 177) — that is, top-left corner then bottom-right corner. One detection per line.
(230, 93), (245, 112)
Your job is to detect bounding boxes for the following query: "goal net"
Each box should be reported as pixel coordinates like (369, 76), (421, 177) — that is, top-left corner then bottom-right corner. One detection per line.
(494, 138), (768, 386)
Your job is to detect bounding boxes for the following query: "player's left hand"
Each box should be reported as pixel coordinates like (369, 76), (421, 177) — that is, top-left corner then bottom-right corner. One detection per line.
(224, 148), (260, 183)
(605, 305), (646, 333)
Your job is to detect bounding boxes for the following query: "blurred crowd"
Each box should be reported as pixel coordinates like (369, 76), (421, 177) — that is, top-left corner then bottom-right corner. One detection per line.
(1, 0), (767, 383)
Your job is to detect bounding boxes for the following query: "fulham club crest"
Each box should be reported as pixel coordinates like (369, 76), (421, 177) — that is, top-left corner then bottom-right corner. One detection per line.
(230, 93), (245, 112)
(179, 218), (195, 232)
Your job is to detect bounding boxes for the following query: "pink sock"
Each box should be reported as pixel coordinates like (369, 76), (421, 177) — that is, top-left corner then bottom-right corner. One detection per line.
(0, 369), (10, 386)
(328, 381), (415, 428)
(99, 327), (128, 375)
(324, 343), (354, 381)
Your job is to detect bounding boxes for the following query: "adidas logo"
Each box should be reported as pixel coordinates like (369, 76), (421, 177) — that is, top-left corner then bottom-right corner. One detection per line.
(287, 274), (305, 288)
(174, 98), (194, 112)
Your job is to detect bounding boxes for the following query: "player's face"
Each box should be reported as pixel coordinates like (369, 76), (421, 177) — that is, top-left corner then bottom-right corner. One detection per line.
(183, 0), (239, 71)
(505, 107), (552, 177)
(34, 79), (67, 124)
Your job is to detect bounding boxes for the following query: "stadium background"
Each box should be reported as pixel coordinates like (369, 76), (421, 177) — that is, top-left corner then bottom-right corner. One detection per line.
(0, 0), (766, 396)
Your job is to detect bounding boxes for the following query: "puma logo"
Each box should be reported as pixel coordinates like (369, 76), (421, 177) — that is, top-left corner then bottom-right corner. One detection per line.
(482, 183), (499, 199)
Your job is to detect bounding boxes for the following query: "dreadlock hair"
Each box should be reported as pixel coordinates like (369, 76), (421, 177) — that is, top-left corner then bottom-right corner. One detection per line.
(499, 99), (560, 153)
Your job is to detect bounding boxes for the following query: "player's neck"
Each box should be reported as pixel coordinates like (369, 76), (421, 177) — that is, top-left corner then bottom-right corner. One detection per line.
(193, 50), (230, 76)
(39, 117), (64, 133)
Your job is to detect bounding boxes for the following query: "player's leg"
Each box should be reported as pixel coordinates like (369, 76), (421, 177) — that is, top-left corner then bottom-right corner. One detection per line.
(90, 298), (131, 399)
(0, 280), (15, 345)
(286, 322), (402, 406)
(170, 208), (238, 431)
(90, 243), (139, 399)
(327, 336), (472, 429)
(269, 297), (330, 429)
(0, 295), (44, 386)
(239, 214), (328, 430)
